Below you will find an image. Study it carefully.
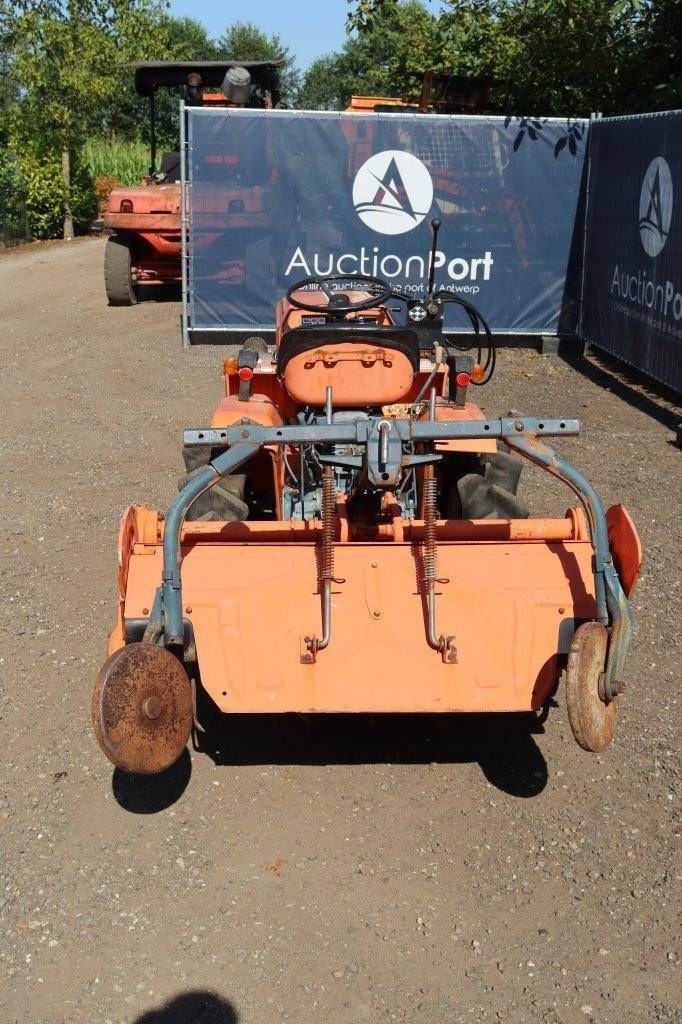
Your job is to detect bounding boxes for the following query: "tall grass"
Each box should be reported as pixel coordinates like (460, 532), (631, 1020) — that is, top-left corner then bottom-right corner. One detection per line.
(84, 137), (149, 186)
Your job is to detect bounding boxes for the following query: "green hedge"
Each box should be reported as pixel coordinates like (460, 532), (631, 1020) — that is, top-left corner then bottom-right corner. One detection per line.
(22, 156), (97, 240)
(0, 153), (28, 244)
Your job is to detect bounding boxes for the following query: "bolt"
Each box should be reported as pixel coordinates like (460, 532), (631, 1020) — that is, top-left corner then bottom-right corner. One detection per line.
(142, 696), (162, 720)
(241, 430), (250, 439)
(142, 607), (149, 615)
(371, 561), (378, 568)
(558, 607), (565, 614)
(515, 420), (524, 431)
(185, 607), (192, 614)
(373, 609), (381, 618)
(301, 653), (313, 664)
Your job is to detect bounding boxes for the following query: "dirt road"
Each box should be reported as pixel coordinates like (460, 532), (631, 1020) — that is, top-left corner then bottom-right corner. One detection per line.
(0, 237), (679, 1024)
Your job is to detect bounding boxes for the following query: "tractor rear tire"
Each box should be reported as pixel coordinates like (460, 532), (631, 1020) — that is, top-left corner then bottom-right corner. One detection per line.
(104, 235), (137, 306)
(179, 446), (249, 522)
(444, 448), (529, 520)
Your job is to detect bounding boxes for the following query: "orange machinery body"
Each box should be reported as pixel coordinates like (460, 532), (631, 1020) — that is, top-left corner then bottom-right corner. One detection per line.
(106, 294), (641, 716)
(111, 503), (600, 714)
(104, 180), (273, 286)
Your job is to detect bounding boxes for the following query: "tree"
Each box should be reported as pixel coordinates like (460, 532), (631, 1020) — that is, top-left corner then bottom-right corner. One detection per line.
(346, 0), (681, 115)
(215, 22), (300, 103)
(624, 0), (682, 111)
(101, 16), (219, 148)
(297, 1), (441, 110)
(5, 0), (162, 238)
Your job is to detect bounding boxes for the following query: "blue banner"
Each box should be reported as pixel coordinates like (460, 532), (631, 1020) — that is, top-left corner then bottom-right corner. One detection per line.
(581, 111), (682, 391)
(186, 109), (587, 336)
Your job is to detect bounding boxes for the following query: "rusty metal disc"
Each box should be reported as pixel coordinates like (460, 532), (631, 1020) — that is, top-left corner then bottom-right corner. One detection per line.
(566, 621), (617, 753)
(92, 642), (193, 774)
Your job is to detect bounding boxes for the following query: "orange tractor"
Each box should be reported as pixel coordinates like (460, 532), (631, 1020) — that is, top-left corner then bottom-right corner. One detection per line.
(92, 222), (641, 775)
(103, 60), (282, 305)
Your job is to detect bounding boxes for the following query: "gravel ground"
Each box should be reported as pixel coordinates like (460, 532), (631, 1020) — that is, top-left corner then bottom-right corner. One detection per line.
(0, 237), (679, 1024)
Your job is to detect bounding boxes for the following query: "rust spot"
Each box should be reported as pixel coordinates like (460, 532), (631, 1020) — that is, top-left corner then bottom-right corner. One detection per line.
(566, 622), (617, 753)
(92, 642), (192, 774)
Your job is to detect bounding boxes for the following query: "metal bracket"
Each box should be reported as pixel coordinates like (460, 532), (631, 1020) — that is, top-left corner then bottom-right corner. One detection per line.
(160, 442), (261, 645)
(503, 434), (633, 698)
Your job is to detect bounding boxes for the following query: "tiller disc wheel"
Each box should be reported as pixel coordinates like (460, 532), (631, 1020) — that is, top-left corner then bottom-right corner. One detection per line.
(92, 642), (193, 774)
(566, 621), (617, 753)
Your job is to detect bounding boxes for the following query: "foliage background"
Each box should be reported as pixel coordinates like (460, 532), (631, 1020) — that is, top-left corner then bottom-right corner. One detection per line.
(1, 0), (679, 243)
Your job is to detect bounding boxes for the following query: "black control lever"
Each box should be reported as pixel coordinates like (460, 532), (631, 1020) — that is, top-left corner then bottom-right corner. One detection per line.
(426, 217), (441, 304)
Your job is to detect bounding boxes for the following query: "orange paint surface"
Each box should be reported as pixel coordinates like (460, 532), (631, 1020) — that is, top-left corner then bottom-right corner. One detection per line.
(111, 505), (597, 715)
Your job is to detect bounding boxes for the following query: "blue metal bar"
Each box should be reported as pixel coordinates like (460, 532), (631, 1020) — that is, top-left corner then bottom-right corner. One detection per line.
(161, 443), (260, 644)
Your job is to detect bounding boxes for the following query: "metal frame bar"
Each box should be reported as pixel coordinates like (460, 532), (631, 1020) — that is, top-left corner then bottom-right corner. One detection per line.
(577, 111), (599, 340)
(161, 444), (259, 643)
(504, 435), (633, 697)
(184, 416), (579, 449)
(180, 100), (190, 350)
(188, 106), (588, 126)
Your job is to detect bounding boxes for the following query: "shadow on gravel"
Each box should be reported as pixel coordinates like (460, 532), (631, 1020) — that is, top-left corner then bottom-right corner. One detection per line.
(194, 709), (549, 799)
(135, 283), (181, 303)
(112, 747), (192, 814)
(134, 990), (237, 1023)
(561, 346), (681, 431)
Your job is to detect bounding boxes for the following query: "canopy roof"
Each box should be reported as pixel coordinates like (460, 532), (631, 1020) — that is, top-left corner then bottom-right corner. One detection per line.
(134, 61), (283, 96)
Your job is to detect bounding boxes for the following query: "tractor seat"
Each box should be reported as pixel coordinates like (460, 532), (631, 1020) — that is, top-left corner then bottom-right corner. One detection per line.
(276, 324), (420, 408)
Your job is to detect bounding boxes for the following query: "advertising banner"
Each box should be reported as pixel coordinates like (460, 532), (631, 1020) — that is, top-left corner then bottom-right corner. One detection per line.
(581, 111), (681, 391)
(185, 108), (587, 338)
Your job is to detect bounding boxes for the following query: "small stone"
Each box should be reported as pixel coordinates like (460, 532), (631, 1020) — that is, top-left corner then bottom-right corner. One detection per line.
(332, 970), (344, 979)
(580, 1007), (593, 1016)
(598, 948), (610, 956)
(538, 927), (549, 937)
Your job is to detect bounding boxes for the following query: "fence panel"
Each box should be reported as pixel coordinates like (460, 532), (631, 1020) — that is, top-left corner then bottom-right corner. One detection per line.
(581, 111), (681, 391)
(185, 108), (587, 340)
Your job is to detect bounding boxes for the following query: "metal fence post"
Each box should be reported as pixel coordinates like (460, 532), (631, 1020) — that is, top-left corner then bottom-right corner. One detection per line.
(180, 100), (190, 349)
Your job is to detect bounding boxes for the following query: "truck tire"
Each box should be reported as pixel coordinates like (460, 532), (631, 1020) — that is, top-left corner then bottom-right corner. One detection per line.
(104, 235), (137, 306)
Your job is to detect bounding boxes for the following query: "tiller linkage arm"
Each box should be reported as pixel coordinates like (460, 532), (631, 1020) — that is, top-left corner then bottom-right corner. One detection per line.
(149, 415), (631, 695)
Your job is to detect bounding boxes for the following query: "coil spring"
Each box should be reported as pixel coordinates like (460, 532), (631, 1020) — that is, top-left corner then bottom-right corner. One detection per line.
(321, 465), (335, 583)
(423, 468), (438, 585)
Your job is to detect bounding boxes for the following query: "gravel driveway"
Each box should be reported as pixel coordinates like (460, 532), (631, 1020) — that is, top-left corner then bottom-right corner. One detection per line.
(0, 237), (679, 1024)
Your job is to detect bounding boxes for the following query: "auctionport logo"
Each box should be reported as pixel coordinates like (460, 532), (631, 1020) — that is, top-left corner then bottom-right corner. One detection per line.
(638, 156), (673, 258)
(352, 150), (434, 235)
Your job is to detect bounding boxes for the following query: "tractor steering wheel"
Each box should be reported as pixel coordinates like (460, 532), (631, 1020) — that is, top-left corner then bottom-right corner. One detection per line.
(286, 274), (393, 318)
